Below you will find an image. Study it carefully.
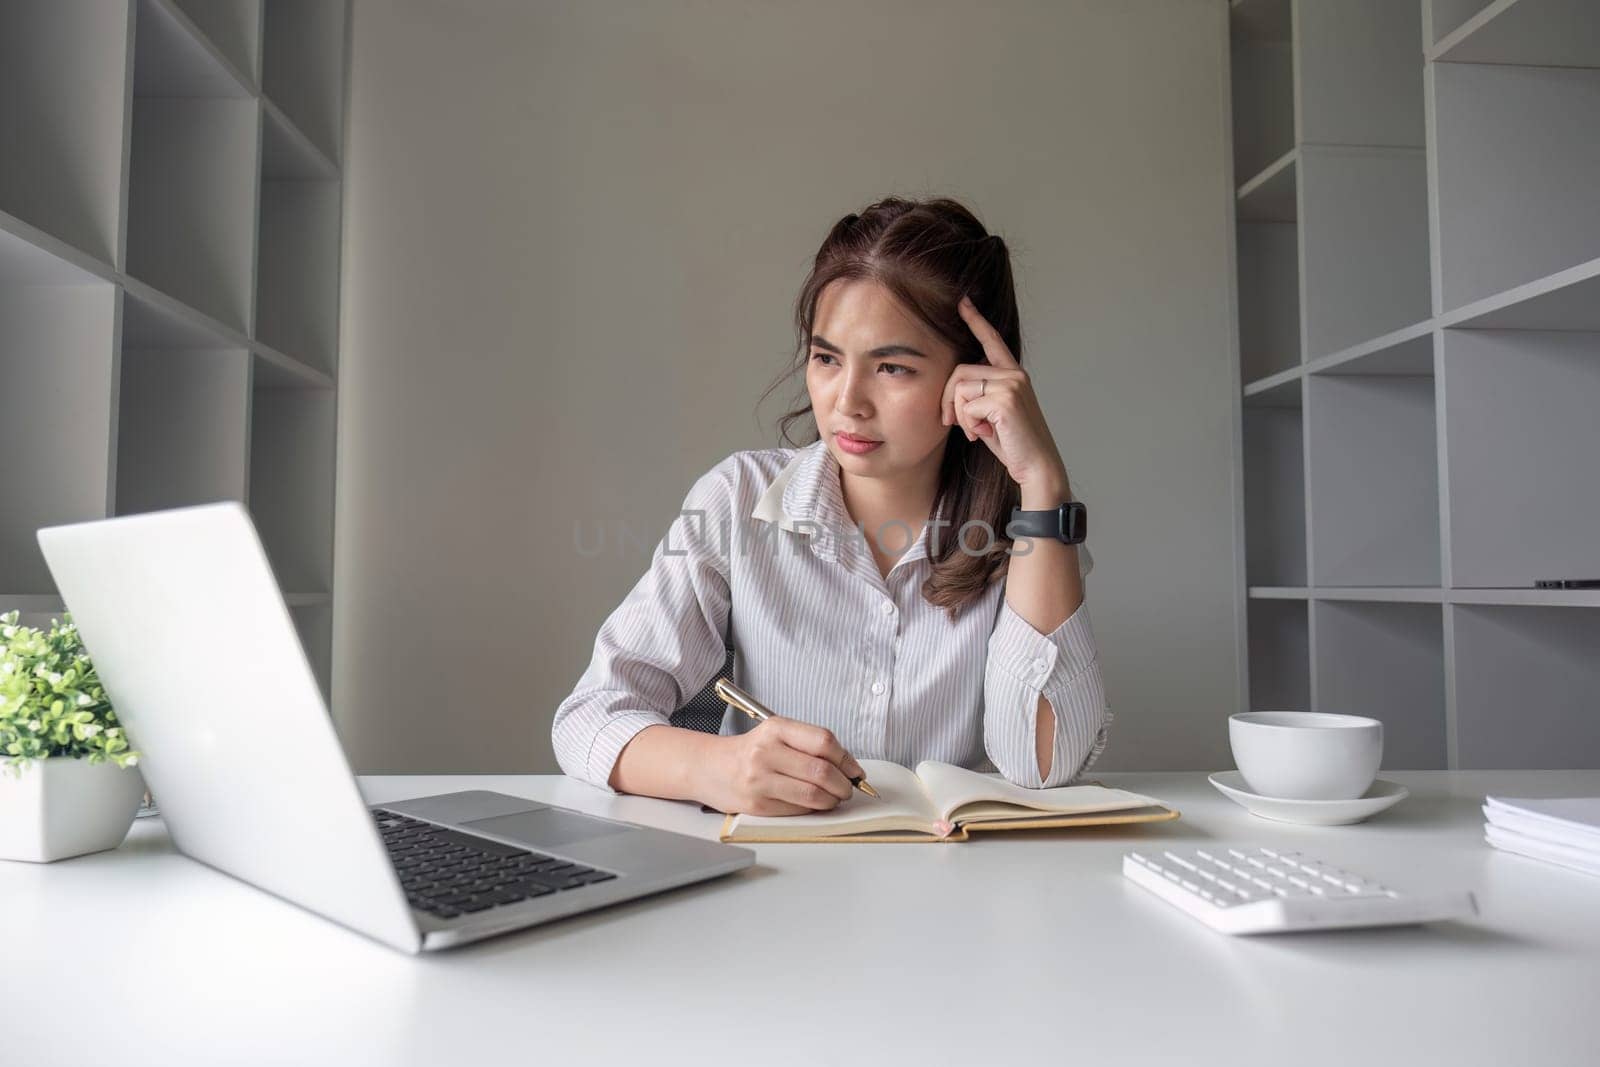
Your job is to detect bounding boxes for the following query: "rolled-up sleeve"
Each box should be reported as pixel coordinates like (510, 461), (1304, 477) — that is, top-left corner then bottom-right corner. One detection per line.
(550, 461), (735, 793)
(982, 549), (1110, 788)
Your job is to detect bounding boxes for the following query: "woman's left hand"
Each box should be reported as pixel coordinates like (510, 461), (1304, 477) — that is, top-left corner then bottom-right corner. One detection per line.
(942, 294), (1069, 495)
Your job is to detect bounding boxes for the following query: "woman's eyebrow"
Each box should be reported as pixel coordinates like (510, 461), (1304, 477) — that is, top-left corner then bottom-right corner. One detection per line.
(810, 335), (928, 358)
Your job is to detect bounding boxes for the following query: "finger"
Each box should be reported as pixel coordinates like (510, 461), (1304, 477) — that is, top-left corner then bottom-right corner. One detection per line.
(771, 744), (854, 802)
(957, 295), (1021, 370)
(957, 387), (998, 442)
(941, 364), (976, 426)
(952, 391), (977, 442)
(747, 796), (811, 817)
(767, 766), (845, 811)
(965, 395), (1001, 438)
(774, 718), (861, 778)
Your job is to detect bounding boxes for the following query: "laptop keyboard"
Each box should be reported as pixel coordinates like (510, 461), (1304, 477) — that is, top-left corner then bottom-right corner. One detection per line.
(371, 808), (617, 920)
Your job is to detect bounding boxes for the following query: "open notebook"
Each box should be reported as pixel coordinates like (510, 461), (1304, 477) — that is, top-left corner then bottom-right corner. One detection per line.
(719, 759), (1179, 843)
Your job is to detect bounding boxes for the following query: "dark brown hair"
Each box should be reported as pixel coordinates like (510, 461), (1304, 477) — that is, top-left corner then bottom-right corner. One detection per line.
(759, 195), (1031, 622)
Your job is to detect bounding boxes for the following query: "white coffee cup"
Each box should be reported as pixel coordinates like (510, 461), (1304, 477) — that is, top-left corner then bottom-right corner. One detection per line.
(1229, 711), (1383, 800)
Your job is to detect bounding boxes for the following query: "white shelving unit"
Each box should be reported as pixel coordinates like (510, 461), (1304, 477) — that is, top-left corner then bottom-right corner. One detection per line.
(1229, 0), (1600, 769)
(0, 0), (348, 706)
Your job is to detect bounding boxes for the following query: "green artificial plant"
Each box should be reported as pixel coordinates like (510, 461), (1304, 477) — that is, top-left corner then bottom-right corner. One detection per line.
(0, 609), (140, 776)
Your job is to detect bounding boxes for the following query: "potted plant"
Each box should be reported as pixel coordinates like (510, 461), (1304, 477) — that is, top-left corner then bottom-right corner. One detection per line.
(1, 609), (145, 862)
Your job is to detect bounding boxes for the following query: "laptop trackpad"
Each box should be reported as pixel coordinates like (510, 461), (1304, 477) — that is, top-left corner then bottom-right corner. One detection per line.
(463, 808), (632, 850)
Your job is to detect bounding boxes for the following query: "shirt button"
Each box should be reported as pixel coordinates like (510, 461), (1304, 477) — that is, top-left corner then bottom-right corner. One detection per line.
(1032, 658), (1049, 674)
(879, 600), (894, 616)
(871, 681), (886, 695)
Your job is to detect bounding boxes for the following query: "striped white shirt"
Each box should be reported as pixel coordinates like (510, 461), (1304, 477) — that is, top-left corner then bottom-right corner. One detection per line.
(551, 440), (1109, 794)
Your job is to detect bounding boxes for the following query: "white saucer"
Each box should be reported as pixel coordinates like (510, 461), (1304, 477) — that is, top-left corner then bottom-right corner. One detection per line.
(1208, 771), (1409, 826)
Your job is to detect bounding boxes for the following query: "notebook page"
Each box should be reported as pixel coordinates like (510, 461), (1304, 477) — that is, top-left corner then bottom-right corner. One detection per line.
(915, 760), (1165, 823)
(725, 759), (937, 836)
(1483, 800), (1600, 852)
(1486, 797), (1600, 837)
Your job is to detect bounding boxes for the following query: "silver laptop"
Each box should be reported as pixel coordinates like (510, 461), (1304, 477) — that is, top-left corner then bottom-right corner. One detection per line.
(36, 501), (754, 954)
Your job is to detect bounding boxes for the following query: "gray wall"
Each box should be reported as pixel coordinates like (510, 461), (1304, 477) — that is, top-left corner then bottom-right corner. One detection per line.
(335, 0), (1242, 774)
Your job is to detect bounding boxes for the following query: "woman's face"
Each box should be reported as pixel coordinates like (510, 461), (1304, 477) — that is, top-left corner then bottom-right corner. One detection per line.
(805, 279), (959, 486)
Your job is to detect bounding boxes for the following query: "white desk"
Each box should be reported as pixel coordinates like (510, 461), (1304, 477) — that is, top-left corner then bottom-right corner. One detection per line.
(4, 770), (1598, 1066)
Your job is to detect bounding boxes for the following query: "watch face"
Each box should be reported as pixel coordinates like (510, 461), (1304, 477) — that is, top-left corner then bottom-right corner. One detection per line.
(1062, 503), (1086, 543)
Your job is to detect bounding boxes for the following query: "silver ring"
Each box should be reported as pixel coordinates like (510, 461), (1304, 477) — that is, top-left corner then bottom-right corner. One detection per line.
(979, 378), (986, 398)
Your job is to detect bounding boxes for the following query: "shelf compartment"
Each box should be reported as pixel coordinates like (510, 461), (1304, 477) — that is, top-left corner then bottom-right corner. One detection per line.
(1429, 61), (1600, 314)
(1452, 604), (1600, 768)
(169, 0), (262, 87)
(0, 279), (119, 595)
(1247, 598), (1310, 711)
(1313, 600), (1447, 768)
(256, 178), (340, 374)
(1298, 146), (1431, 361)
(125, 95), (260, 334)
(262, 0), (349, 167)
(1229, 0), (1293, 182)
(1452, 587), (1600, 608)
(247, 368), (335, 595)
(133, 0), (254, 99)
(1242, 379), (1306, 587)
(1295, 0), (1425, 151)
(1428, 0), (1600, 67)
(1252, 586), (1449, 604)
(0, 0), (131, 268)
(1242, 371), (1301, 405)
(1316, 587), (1445, 604)
(263, 98), (337, 180)
(1, 212), (115, 287)
(114, 300), (250, 517)
(1306, 373), (1440, 587)
(1440, 328), (1600, 588)
(1236, 221), (1300, 382)
(1438, 256), (1600, 333)
(1426, 0), (1496, 46)
(1307, 320), (1433, 378)
(1237, 149), (1296, 224)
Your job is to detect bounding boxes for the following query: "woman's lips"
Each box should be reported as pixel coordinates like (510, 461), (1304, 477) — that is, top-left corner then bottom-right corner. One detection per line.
(835, 432), (883, 455)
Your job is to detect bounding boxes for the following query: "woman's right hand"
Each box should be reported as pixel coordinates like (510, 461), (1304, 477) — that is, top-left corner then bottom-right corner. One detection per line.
(699, 717), (867, 816)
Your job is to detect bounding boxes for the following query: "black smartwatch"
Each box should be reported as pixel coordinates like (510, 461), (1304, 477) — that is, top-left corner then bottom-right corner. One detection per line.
(1007, 501), (1086, 544)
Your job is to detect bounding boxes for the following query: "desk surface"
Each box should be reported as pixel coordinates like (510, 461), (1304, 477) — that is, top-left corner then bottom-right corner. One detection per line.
(5, 770), (1599, 1067)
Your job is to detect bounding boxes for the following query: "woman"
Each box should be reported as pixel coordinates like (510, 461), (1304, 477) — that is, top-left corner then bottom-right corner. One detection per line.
(552, 196), (1107, 815)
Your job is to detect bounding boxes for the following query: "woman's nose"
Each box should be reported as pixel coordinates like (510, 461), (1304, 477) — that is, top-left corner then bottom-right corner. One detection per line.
(834, 366), (872, 415)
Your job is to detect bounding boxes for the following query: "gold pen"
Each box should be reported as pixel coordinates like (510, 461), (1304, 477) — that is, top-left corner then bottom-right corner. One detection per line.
(713, 677), (880, 799)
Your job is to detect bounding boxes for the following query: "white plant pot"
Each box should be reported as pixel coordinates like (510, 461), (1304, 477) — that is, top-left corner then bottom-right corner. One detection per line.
(0, 757), (147, 863)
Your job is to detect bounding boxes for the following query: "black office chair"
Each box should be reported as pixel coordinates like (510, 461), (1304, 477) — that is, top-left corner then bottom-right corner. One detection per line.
(669, 645), (735, 734)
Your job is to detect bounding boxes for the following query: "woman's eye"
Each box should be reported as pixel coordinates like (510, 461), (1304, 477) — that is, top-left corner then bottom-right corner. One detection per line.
(808, 353), (910, 376)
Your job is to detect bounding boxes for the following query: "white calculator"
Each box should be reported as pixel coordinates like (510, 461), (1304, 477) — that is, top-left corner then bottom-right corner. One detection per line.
(1123, 846), (1477, 935)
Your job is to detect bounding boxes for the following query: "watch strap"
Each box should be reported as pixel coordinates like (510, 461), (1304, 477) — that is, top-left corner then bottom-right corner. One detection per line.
(1007, 501), (1087, 544)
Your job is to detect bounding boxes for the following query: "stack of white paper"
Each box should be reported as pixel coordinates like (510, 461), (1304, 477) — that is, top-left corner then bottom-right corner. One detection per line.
(1483, 796), (1600, 878)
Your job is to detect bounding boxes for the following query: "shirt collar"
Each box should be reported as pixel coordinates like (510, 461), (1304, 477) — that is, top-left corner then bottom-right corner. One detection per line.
(751, 439), (944, 570)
